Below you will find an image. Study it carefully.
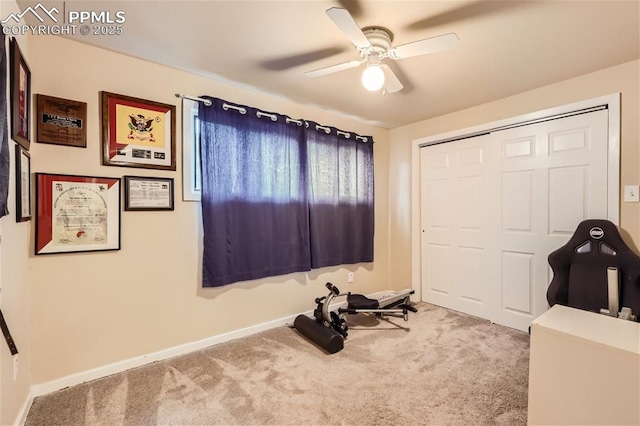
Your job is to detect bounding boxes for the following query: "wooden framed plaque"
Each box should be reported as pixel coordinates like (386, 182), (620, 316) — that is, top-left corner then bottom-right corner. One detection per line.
(36, 94), (87, 148)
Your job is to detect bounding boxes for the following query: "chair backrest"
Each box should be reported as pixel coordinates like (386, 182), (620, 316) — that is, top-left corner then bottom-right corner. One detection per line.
(547, 219), (640, 318)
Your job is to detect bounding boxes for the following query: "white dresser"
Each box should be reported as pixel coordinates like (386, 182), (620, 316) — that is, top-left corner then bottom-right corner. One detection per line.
(528, 304), (640, 425)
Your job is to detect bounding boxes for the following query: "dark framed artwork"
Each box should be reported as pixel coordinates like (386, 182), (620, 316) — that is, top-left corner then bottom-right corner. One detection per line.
(14, 144), (31, 222)
(9, 38), (31, 151)
(101, 91), (176, 171)
(36, 94), (87, 148)
(124, 175), (174, 211)
(35, 173), (121, 255)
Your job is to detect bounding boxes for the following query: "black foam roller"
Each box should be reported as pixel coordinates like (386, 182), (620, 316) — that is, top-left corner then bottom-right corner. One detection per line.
(294, 314), (344, 354)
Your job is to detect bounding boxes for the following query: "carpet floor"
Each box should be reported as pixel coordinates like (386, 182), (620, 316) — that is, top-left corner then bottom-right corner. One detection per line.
(25, 303), (530, 425)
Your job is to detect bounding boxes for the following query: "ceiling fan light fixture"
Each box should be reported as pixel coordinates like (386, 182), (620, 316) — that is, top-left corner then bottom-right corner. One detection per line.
(361, 63), (385, 91)
(306, 8), (459, 94)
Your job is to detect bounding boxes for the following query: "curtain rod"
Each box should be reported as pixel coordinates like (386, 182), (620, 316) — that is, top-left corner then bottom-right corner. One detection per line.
(175, 93), (212, 106)
(176, 93), (370, 142)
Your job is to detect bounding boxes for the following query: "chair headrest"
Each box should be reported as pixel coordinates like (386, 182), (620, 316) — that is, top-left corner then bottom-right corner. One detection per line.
(558, 219), (628, 257)
(547, 219), (640, 318)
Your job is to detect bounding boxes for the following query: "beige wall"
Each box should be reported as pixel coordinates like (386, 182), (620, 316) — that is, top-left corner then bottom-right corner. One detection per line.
(0, 0), (33, 423)
(25, 34), (391, 385)
(389, 59), (640, 293)
(2, 17), (638, 426)
(0, 32), (390, 422)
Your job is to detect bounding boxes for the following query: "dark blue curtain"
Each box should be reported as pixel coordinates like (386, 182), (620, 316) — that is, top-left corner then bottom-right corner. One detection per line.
(306, 123), (374, 268)
(199, 97), (374, 287)
(199, 97), (310, 287)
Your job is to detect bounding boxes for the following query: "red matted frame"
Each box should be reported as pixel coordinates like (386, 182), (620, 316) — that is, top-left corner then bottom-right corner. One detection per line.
(101, 91), (176, 170)
(10, 37), (31, 151)
(35, 173), (121, 255)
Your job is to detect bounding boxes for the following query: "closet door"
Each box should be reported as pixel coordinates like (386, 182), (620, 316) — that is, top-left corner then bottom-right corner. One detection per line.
(420, 109), (609, 331)
(420, 134), (498, 320)
(492, 109), (608, 330)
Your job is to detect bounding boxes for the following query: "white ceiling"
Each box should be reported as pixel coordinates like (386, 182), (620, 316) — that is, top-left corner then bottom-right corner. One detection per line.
(17, 0), (640, 128)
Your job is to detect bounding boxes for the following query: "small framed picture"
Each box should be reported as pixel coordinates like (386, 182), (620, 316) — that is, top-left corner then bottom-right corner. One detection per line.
(101, 91), (176, 170)
(10, 38), (31, 151)
(14, 144), (31, 222)
(124, 176), (174, 211)
(35, 173), (121, 255)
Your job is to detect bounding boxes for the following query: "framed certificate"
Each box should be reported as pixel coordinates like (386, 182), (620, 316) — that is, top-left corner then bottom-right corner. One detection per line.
(101, 91), (176, 170)
(35, 173), (121, 255)
(15, 144), (31, 222)
(9, 38), (31, 151)
(124, 176), (174, 211)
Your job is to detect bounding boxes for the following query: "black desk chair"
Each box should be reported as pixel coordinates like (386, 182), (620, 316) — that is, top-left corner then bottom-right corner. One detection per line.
(547, 219), (640, 321)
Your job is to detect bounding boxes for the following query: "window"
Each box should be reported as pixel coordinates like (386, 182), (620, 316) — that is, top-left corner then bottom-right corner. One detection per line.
(190, 96), (374, 287)
(182, 99), (201, 201)
(306, 122), (374, 268)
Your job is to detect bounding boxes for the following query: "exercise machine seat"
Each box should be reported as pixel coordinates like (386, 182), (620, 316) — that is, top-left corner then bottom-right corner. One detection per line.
(347, 294), (379, 310)
(547, 219), (640, 318)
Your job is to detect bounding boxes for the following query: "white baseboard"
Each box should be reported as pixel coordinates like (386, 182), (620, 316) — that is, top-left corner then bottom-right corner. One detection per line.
(29, 310), (308, 399)
(14, 390), (34, 426)
(19, 288), (409, 423)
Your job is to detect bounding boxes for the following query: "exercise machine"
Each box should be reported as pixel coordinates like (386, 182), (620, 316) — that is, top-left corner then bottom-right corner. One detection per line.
(294, 282), (416, 353)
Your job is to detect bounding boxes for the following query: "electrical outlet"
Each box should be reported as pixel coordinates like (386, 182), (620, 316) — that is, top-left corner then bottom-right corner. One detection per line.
(348, 272), (354, 283)
(624, 185), (639, 202)
(13, 355), (18, 381)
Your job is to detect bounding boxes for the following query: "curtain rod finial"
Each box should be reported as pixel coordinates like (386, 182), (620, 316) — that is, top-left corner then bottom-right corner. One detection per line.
(175, 93), (213, 106)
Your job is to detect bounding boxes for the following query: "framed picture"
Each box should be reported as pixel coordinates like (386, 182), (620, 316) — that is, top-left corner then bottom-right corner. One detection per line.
(36, 94), (87, 148)
(9, 38), (31, 151)
(14, 144), (31, 222)
(35, 173), (121, 255)
(101, 91), (176, 170)
(124, 176), (174, 211)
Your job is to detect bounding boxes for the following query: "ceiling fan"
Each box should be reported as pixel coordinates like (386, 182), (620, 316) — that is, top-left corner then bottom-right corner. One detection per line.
(305, 7), (460, 94)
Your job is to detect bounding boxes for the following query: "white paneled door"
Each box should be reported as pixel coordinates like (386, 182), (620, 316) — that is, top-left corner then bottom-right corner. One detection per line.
(420, 110), (609, 331)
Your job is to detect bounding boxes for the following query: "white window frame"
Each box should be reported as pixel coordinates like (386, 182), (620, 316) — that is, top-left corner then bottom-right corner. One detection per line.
(182, 99), (201, 201)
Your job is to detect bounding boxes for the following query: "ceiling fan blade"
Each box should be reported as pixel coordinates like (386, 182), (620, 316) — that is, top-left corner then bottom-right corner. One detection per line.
(336, 0), (364, 19)
(260, 47), (347, 71)
(390, 33), (459, 60)
(405, 1), (536, 31)
(305, 60), (363, 78)
(381, 64), (404, 93)
(326, 7), (371, 49)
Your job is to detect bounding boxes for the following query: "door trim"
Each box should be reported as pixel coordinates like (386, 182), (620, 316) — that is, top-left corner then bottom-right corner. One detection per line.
(410, 93), (621, 301)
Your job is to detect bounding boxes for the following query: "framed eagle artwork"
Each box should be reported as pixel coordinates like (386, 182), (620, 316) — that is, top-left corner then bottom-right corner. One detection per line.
(100, 91), (176, 171)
